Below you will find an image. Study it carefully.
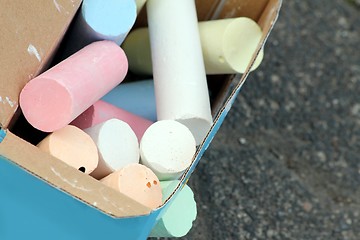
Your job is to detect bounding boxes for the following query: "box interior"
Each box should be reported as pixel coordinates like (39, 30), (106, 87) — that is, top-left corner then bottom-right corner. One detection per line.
(0, 0), (282, 218)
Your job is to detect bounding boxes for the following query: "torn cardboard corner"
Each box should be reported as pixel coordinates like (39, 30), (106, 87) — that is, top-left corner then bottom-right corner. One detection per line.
(0, 0), (82, 128)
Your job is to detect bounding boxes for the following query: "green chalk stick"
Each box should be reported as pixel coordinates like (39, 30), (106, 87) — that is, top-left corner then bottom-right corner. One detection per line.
(149, 180), (197, 238)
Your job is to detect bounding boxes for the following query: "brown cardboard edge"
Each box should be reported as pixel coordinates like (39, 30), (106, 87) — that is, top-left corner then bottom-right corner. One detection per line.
(198, 0), (283, 155)
(162, 0), (283, 206)
(0, 0), (83, 129)
(205, 0), (283, 157)
(211, 0), (282, 118)
(0, 130), (152, 218)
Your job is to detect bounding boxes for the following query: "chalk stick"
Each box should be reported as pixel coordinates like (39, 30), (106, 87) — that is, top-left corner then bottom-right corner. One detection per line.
(122, 17), (263, 75)
(199, 17), (263, 74)
(140, 120), (196, 180)
(101, 80), (157, 121)
(71, 100), (153, 142)
(147, 0), (213, 145)
(100, 163), (162, 209)
(136, 0), (147, 14)
(121, 29), (153, 75)
(60, 0), (137, 58)
(150, 180), (197, 238)
(83, 119), (139, 179)
(20, 40), (128, 132)
(37, 125), (98, 174)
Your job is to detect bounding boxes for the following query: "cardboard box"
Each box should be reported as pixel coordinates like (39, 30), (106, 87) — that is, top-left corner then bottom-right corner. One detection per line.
(0, 0), (282, 239)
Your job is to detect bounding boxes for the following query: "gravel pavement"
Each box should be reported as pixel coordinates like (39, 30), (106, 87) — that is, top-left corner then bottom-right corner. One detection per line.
(155, 0), (360, 239)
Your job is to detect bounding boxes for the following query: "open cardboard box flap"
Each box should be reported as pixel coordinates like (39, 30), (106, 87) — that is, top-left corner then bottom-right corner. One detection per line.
(0, 0), (83, 128)
(0, 0), (282, 218)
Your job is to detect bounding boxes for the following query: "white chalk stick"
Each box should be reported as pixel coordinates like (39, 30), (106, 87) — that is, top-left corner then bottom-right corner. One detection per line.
(140, 120), (196, 180)
(83, 119), (139, 179)
(71, 100), (153, 142)
(147, 0), (213, 145)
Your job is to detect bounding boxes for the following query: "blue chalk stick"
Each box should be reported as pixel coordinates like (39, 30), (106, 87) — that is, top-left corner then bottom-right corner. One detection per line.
(102, 80), (157, 121)
(59, 0), (137, 59)
(82, 0), (137, 43)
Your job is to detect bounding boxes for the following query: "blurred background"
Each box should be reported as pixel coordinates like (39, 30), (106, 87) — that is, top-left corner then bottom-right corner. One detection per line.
(181, 0), (360, 239)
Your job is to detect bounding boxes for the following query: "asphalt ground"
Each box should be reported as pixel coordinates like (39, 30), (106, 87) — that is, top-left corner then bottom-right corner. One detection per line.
(155, 0), (360, 239)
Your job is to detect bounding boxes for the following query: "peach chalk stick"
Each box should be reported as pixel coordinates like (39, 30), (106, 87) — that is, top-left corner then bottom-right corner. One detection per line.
(122, 18), (263, 75)
(140, 120), (196, 181)
(60, 0), (137, 58)
(20, 41), (128, 132)
(37, 125), (98, 174)
(71, 100), (153, 142)
(100, 163), (162, 210)
(83, 119), (140, 179)
(147, 0), (213, 145)
(101, 80), (157, 121)
(150, 180), (197, 238)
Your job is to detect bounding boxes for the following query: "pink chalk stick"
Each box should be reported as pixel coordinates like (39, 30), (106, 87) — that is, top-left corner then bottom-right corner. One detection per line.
(71, 100), (153, 141)
(20, 40), (128, 132)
